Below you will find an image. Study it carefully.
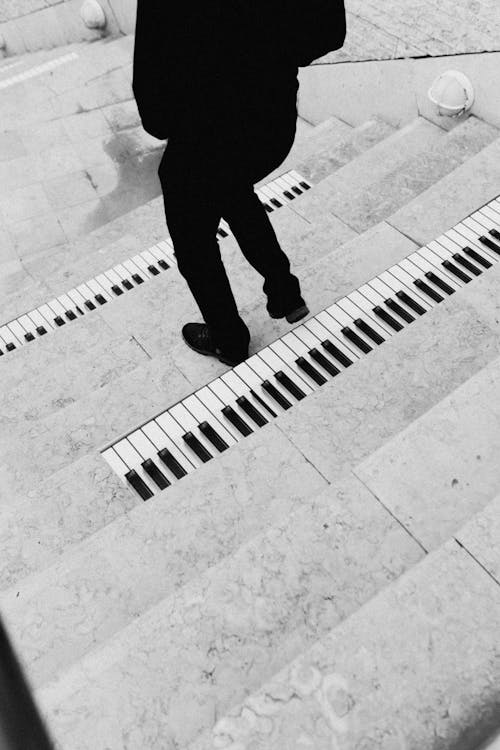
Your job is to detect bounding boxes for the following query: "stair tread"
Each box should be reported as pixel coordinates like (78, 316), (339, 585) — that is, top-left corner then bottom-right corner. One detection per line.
(8, 474), (421, 747)
(187, 535), (500, 750)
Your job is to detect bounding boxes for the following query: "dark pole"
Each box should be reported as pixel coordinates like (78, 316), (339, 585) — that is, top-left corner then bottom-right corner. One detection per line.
(0, 616), (54, 750)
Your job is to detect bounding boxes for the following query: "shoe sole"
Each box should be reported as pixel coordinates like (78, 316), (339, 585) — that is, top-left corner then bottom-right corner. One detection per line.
(269, 304), (310, 324)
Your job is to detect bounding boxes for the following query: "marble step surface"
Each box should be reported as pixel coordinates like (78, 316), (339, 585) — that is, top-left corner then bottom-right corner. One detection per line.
(355, 349), (500, 553)
(0, 220), (416, 592)
(18, 117), (389, 299)
(290, 115), (499, 232)
(188, 513), (500, 750)
(18, 474), (423, 749)
(3, 242), (500, 692)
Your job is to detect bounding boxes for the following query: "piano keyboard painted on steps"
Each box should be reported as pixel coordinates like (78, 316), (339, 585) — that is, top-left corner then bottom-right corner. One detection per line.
(102, 194), (500, 500)
(0, 170), (312, 358)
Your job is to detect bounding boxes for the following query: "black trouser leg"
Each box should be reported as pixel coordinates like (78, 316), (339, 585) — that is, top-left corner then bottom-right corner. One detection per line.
(158, 140), (250, 357)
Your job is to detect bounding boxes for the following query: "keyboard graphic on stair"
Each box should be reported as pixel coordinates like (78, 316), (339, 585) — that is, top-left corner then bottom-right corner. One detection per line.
(0, 170), (312, 358)
(102, 195), (500, 500)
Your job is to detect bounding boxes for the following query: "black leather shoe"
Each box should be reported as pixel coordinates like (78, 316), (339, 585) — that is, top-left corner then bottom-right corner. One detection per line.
(267, 302), (310, 323)
(182, 323), (248, 367)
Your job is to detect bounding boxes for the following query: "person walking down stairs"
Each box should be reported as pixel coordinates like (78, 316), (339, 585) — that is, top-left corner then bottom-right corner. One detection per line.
(132, 0), (347, 367)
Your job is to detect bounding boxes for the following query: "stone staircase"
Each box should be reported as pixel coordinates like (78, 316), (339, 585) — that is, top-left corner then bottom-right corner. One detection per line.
(1, 39), (500, 750)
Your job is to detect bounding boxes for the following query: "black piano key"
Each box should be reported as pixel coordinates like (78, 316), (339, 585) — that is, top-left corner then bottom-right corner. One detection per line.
(142, 458), (171, 490)
(95, 294), (107, 305)
(321, 339), (353, 368)
(373, 306), (404, 332)
(262, 379), (292, 410)
(158, 259), (170, 270)
(295, 356), (327, 385)
(222, 405), (253, 437)
(462, 246), (492, 269)
(441, 259), (472, 283)
(199, 421), (229, 452)
(342, 326), (372, 353)
(249, 388), (277, 418)
(290, 185), (303, 195)
(158, 447), (188, 479)
(283, 190), (295, 200)
(385, 298), (415, 324)
(424, 272), (455, 295)
(54, 316), (66, 326)
(111, 284), (124, 296)
(451, 253), (481, 277)
(76, 306), (85, 316)
(125, 469), (154, 500)
(36, 326), (47, 335)
(396, 290), (426, 315)
(24, 332), (35, 342)
(183, 431), (213, 462)
(479, 235), (500, 255)
(148, 264), (160, 276)
(218, 228), (229, 238)
(65, 310), (77, 320)
(354, 318), (385, 345)
(309, 348), (340, 377)
(236, 395), (268, 427)
(270, 197), (282, 208)
(0, 349), (3, 356)
(6, 342), (16, 351)
(122, 279), (134, 290)
(263, 203), (273, 213)
(85, 299), (96, 311)
(414, 279), (444, 303)
(275, 370), (307, 400)
(299, 181), (311, 190)
(132, 273), (144, 284)
(489, 229), (500, 242)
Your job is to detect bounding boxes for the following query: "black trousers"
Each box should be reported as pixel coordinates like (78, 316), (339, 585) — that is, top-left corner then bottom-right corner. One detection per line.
(158, 78), (304, 357)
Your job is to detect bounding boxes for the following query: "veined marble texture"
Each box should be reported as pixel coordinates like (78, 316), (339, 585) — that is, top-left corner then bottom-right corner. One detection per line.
(196, 541), (500, 750)
(456, 493), (500, 584)
(356, 350), (500, 550)
(34, 474), (422, 749)
(270, 289), (500, 487)
(3, 424), (327, 689)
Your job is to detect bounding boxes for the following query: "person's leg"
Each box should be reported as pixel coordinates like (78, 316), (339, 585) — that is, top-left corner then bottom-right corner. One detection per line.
(220, 178), (306, 315)
(158, 138), (250, 359)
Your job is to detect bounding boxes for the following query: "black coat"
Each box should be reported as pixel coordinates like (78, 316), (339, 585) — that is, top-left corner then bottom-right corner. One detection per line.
(132, 1), (346, 141)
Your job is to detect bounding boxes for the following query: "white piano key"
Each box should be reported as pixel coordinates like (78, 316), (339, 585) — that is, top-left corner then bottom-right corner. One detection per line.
(87, 277), (113, 302)
(131, 253), (154, 276)
(460, 215), (499, 243)
(113, 438), (157, 495)
(66, 288), (89, 312)
(410, 249), (461, 291)
(357, 282), (387, 308)
(75, 283), (97, 304)
(169, 402), (217, 458)
(195, 385), (243, 440)
(272, 176), (298, 202)
(269, 336), (320, 391)
(244, 354), (295, 410)
(142, 420), (196, 475)
(148, 246), (172, 267)
(17, 314), (37, 338)
(103, 268), (124, 287)
(7, 320), (28, 345)
(157, 240), (176, 264)
(140, 249), (162, 269)
(325, 303), (376, 348)
(58, 293), (81, 316)
(154, 412), (205, 469)
(343, 291), (394, 337)
(219, 218), (231, 233)
(448, 224), (498, 262)
(207, 378), (257, 428)
(183, 393), (238, 446)
(122, 258), (147, 280)
(46, 298), (68, 318)
(101, 447), (129, 485)
(313, 310), (362, 359)
(27, 308), (53, 332)
(280, 172), (303, 192)
(471, 207), (500, 233)
(262, 340), (317, 394)
(255, 188), (273, 209)
(416, 247), (463, 289)
(258, 184), (284, 207)
(231, 361), (281, 415)
(289, 169), (313, 189)
(95, 272), (118, 297)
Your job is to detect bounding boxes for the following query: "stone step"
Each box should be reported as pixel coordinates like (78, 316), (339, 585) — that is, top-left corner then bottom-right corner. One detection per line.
(3, 230), (500, 693)
(355, 350), (500, 553)
(187, 519), (500, 750)
(11, 474), (423, 748)
(290, 115), (499, 232)
(0, 220), (413, 592)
